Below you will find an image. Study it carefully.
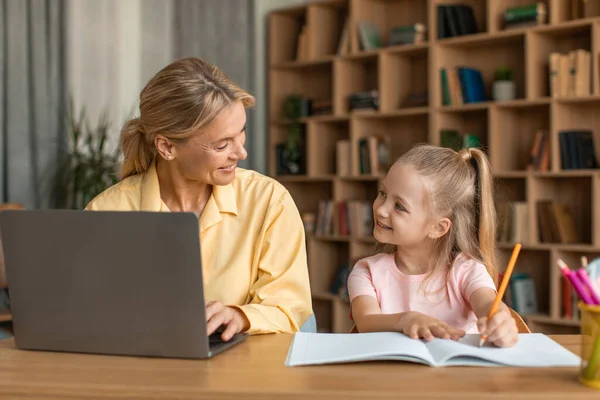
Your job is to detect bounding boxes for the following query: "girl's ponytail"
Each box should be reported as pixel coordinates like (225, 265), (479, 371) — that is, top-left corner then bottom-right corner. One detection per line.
(462, 147), (498, 286)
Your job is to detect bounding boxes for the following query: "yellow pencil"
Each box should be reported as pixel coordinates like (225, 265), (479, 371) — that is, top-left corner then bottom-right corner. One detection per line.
(479, 243), (522, 347)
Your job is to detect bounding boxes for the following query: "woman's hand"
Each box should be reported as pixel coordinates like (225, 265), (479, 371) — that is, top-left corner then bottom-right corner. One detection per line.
(477, 309), (518, 347)
(205, 300), (250, 341)
(399, 311), (465, 341)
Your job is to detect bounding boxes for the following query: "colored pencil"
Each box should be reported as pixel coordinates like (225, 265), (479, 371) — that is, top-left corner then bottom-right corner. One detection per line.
(479, 243), (521, 347)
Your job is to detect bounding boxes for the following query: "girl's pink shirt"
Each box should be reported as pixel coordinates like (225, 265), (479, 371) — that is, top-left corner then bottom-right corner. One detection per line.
(347, 252), (497, 333)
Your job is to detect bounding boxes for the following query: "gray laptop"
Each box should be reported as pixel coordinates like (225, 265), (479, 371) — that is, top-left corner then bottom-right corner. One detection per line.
(0, 209), (247, 358)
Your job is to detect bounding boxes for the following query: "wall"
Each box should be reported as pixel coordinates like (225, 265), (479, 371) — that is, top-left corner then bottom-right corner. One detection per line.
(252, 0), (307, 174)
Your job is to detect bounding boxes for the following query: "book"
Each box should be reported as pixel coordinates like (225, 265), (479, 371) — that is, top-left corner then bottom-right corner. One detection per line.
(356, 21), (381, 51)
(285, 332), (581, 368)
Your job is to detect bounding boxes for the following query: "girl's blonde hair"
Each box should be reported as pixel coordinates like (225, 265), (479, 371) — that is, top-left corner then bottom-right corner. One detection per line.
(378, 144), (498, 287)
(119, 57), (255, 180)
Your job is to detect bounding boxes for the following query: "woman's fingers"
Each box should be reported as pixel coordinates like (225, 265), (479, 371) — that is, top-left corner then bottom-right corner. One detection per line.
(206, 301), (228, 335)
(205, 300), (224, 322)
(221, 318), (240, 341)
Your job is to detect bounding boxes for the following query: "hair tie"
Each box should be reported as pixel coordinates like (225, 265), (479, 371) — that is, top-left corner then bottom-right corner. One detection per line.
(459, 148), (472, 162)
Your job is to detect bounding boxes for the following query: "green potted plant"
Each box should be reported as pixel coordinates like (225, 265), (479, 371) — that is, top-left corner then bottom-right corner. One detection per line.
(50, 100), (121, 209)
(493, 66), (515, 101)
(278, 94), (307, 175)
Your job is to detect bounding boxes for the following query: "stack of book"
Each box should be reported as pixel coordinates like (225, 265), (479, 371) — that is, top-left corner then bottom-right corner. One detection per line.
(388, 23), (426, 46)
(440, 66), (486, 106)
(314, 200), (374, 238)
(348, 90), (379, 111)
(549, 49), (591, 98)
(558, 130), (598, 170)
(503, 2), (547, 30)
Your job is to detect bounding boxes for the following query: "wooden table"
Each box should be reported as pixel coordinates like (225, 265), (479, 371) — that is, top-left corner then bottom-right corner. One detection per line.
(0, 334), (596, 399)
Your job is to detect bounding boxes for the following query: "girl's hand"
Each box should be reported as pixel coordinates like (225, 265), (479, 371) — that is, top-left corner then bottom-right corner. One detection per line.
(205, 300), (250, 341)
(477, 309), (518, 347)
(399, 311), (465, 341)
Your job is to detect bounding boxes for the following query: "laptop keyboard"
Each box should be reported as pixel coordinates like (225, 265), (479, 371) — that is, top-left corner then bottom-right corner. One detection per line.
(209, 332), (226, 347)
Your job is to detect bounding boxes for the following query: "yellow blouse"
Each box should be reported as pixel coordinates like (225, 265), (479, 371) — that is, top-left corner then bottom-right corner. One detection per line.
(85, 161), (312, 334)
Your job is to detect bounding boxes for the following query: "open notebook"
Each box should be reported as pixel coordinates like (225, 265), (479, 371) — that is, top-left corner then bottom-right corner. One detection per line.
(285, 332), (581, 368)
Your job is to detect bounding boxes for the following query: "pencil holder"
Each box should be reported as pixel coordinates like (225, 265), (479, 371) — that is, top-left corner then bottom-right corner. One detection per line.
(579, 302), (600, 388)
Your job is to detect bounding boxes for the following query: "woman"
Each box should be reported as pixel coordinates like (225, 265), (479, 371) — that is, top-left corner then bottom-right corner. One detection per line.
(85, 57), (312, 341)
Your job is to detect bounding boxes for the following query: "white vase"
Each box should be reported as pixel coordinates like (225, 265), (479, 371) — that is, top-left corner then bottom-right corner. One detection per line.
(493, 80), (515, 101)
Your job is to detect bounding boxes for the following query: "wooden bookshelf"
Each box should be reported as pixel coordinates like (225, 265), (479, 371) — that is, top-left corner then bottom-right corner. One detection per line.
(268, 0), (600, 334)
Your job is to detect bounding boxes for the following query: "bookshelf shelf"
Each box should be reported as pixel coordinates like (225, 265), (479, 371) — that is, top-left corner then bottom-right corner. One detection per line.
(386, 42), (430, 55)
(268, 0), (600, 334)
(437, 102), (491, 112)
(496, 97), (552, 107)
(0, 312), (11, 323)
(555, 95), (600, 103)
(526, 314), (581, 328)
(437, 29), (524, 47)
(271, 57), (335, 69)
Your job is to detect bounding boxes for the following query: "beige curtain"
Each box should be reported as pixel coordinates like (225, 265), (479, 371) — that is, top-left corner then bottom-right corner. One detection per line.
(0, 0), (67, 209)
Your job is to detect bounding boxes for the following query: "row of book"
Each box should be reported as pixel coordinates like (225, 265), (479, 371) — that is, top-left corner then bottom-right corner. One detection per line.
(549, 49), (591, 98)
(440, 129), (481, 150)
(497, 202), (530, 245)
(357, 135), (392, 176)
(561, 276), (580, 320)
(440, 66), (486, 106)
(497, 200), (580, 245)
(336, 136), (392, 177)
(527, 130), (550, 172)
(314, 200), (374, 238)
(437, 4), (478, 39)
(280, 95), (331, 118)
(351, 20), (427, 53)
(559, 130), (598, 170)
(537, 201), (579, 244)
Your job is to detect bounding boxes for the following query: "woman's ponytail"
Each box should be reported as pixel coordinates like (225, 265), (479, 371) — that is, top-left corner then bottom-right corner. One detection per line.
(119, 118), (153, 180)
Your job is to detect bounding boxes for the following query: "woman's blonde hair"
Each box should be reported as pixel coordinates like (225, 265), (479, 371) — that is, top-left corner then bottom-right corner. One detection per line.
(378, 144), (498, 287)
(119, 57), (255, 180)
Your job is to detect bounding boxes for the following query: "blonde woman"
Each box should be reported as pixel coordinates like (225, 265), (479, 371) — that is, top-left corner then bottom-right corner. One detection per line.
(86, 57), (312, 341)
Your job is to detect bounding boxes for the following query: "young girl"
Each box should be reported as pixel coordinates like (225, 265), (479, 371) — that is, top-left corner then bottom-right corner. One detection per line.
(348, 144), (518, 348)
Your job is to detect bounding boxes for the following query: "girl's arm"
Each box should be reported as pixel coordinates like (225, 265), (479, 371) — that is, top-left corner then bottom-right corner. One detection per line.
(351, 295), (406, 332)
(351, 295), (465, 340)
(470, 287), (518, 347)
